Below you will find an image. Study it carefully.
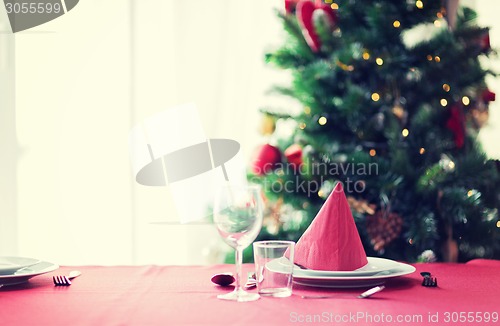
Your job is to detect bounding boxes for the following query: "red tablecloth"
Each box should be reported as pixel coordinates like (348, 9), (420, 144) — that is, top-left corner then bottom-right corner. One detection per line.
(0, 260), (498, 325)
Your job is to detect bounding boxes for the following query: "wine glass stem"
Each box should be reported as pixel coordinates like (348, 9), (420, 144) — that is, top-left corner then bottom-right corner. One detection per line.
(234, 247), (243, 292)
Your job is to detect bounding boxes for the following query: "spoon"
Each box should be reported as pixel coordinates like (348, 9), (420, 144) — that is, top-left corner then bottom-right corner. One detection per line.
(211, 273), (235, 287)
(211, 272), (257, 289)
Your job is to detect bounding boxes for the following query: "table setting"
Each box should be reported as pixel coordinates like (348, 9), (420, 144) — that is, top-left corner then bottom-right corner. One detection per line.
(0, 183), (499, 325)
(0, 259), (499, 325)
(211, 182), (416, 301)
(0, 256), (58, 287)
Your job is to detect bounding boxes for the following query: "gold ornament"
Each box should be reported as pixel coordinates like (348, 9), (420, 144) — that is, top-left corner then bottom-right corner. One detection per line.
(469, 98), (489, 130)
(347, 197), (376, 215)
(259, 114), (276, 135)
(335, 59), (354, 71)
(392, 104), (406, 120)
(263, 198), (284, 235)
(470, 108), (489, 129)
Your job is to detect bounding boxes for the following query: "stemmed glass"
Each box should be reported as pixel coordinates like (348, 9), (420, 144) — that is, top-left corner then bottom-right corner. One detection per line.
(213, 184), (263, 302)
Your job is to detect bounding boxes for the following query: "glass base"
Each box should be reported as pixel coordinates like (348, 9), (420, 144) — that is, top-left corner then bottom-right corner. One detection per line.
(259, 288), (292, 298)
(217, 289), (260, 302)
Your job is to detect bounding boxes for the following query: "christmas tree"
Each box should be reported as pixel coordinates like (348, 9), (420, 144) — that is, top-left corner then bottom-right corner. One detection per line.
(250, 0), (500, 262)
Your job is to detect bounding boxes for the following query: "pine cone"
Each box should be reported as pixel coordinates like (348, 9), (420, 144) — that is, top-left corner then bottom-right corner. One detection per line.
(366, 211), (403, 251)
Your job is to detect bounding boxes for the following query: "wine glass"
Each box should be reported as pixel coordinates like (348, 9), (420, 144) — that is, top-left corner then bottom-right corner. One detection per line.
(213, 184), (264, 302)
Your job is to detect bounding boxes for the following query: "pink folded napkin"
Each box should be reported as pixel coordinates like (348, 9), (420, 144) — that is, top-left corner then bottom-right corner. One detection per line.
(291, 182), (368, 271)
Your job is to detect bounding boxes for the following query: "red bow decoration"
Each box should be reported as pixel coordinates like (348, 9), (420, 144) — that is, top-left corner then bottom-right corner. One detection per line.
(296, 1), (338, 52)
(446, 105), (466, 148)
(480, 31), (491, 52)
(482, 89), (496, 103)
(284, 144), (303, 169)
(469, 30), (492, 54)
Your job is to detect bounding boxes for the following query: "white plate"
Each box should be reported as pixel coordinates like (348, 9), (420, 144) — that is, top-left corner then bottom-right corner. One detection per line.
(293, 257), (401, 277)
(0, 261), (59, 286)
(293, 262), (416, 288)
(0, 257), (41, 275)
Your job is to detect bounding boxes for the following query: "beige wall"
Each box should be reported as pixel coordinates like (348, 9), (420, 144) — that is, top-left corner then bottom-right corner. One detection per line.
(7, 0), (284, 265)
(475, 1), (500, 158)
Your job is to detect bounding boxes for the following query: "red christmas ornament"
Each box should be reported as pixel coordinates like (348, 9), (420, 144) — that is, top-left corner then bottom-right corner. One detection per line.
(480, 31), (491, 52)
(482, 89), (496, 103)
(297, 1), (338, 52)
(284, 144), (303, 168)
(446, 105), (466, 148)
(468, 30), (491, 54)
(252, 144), (281, 176)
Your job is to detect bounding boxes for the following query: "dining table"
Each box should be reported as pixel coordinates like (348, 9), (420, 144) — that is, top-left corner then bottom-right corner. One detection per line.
(0, 259), (498, 325)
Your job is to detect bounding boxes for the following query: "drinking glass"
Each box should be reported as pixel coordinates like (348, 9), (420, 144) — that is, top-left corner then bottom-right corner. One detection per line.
(253, 241), (295, 297)
(213, 184), (263, 302)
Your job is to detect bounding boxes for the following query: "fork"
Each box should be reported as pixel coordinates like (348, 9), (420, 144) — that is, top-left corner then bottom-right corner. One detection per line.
(420, 272), (438, 287)
(53, 270), (82, 286)
(244, 272), (257, 290)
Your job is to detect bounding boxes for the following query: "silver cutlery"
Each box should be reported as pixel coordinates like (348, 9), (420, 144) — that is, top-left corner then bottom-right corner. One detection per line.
(211, 272), (257, 289)
(357, 285), (386, 298)
(244, 273), (257, 290)
(300, 285), (385, 299)
(53, 270), (82, 286)
(420, 272), (438, 287)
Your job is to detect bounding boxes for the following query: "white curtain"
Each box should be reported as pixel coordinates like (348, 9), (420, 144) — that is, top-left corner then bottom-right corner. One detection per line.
(1, 0), (284, 265)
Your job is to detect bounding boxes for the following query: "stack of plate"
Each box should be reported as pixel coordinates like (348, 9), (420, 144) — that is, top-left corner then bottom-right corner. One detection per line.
(267, 257), (416, 288)
(0, 257), (58, 286)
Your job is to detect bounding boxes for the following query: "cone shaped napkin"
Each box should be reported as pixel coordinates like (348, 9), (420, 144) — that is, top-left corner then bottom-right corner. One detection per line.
(292, 182), (368, 271)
